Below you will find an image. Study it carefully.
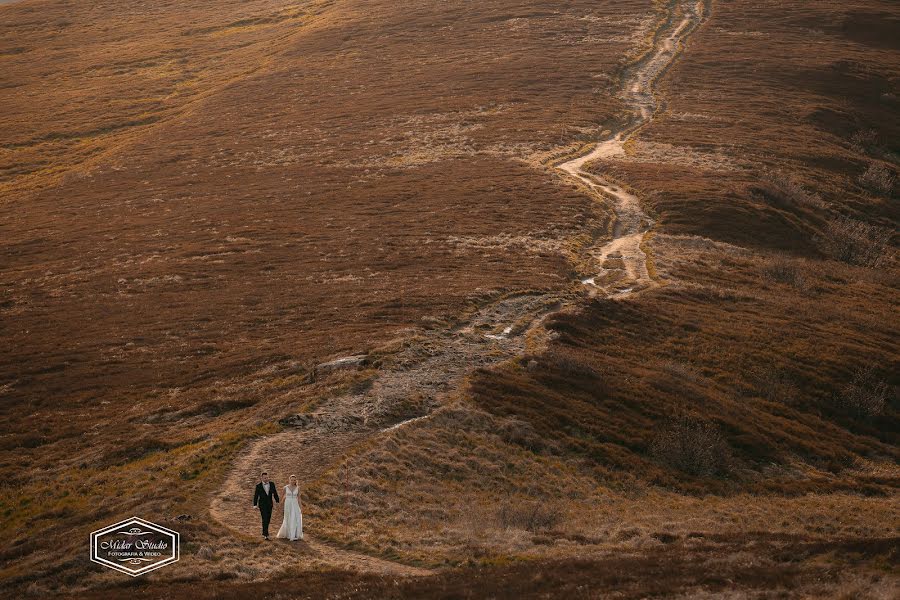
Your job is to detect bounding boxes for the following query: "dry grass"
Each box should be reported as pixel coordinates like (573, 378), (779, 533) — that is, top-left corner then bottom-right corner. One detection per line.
(0, 0), (653, 593)
(748, 364), (800, 405)
(760, 170), (830, 211)
(1, 0), (641, 483)
(816, 215), (893, 267)
(761, 255), (810, 291)
(850, 129), (881, 154)
(46, 533), (900, 599)
(650, 415), (730, 477)
(1, 0), (898, 597)
(859, 163), (896, 197)
(496, 501), (564, 533)
(838, 366), (892, 418)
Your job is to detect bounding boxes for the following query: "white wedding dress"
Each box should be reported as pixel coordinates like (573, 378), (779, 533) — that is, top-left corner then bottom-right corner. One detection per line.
(276, 485), (303, 540)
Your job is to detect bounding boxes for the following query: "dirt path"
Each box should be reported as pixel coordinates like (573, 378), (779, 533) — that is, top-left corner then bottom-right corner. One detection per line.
(210, 0), (709, 577)
(558, 0), (708, 297)
(210, 293), (560, 576)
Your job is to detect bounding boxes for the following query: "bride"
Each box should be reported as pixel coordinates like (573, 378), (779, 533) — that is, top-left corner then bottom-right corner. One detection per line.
(275, 475), (303, 541)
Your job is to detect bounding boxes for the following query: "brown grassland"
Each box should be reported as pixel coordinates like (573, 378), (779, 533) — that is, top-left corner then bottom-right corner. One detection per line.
(1, 0), (898, 598)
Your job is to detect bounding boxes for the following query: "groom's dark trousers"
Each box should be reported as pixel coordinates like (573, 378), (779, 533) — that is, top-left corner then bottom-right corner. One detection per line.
(253, 482), (280, 537)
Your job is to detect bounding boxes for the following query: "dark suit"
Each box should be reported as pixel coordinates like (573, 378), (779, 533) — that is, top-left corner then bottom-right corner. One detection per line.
(253, 481), (280, 537)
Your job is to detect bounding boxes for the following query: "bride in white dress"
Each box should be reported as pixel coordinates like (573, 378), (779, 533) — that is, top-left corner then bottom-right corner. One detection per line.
(276, 475), (303, 541)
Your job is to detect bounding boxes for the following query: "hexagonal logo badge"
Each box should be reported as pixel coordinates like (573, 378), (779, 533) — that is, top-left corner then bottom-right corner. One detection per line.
(90, 517), (179, 577)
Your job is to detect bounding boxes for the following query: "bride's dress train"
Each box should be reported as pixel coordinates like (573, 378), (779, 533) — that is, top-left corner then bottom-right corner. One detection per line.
(276, 485), (303, 541)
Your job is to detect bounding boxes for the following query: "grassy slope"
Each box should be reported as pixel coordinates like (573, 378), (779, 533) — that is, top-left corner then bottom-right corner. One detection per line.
(302, 0), (899, 593)
(0, 0), (655, 594)
(0, 0), (897, 597)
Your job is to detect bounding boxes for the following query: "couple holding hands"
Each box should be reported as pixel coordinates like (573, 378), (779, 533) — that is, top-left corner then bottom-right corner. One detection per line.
(252, 471), (303, 541)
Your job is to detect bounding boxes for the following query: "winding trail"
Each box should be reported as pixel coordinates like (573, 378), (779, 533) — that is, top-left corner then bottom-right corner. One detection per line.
(559, 0), (707, 296)
(210, 0), (708, 577)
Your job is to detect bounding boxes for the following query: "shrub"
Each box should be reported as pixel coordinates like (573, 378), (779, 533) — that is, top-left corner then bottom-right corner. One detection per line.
(650, 415), (730, 476)
(849, 129), (878, 154)
(102, 438), (173, 466)
(497, 501), (563, 532)
(762, 257), (808, 290)
(749, 365), (798, 404)
(185, 398), (256, 417)
(653, 359), (701, 383)
(760, 170), (828, 210)
(370, 392), (431, 428)
(859, 163), (895, 197)
(816, 216), (892, 268)
(498, 418), (547, 454)
(838, 367), (890, 418)
(547, 352), (602, 380)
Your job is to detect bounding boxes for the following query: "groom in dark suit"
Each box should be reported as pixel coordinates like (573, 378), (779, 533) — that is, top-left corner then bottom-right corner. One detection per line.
(252, 471), (280, 540)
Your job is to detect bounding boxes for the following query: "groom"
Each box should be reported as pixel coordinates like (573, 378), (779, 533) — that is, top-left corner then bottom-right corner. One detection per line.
(252, 471), (280, 540)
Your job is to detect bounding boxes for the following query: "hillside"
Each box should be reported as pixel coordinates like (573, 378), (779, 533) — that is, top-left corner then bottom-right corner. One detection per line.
(1, 0), (897, 598)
